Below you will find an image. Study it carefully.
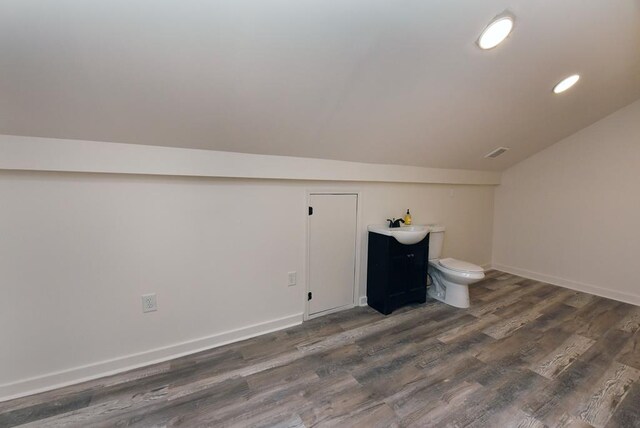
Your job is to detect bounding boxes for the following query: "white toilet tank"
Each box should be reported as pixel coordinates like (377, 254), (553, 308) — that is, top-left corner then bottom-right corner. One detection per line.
(428, 225), (446, 260)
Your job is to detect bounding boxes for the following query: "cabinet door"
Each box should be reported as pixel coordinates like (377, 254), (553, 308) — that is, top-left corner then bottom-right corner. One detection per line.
(389, 241), (428, 296)
(389, 254), (409, 296)
(406, 246), (427, 292)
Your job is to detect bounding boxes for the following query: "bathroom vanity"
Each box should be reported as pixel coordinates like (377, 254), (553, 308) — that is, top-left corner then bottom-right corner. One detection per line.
(366, 227), (429, 315)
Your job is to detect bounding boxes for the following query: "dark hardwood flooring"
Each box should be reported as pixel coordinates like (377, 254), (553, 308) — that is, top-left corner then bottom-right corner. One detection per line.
(1, 270), (639, 427)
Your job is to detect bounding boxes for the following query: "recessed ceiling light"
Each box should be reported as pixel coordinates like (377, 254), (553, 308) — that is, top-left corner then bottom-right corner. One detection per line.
(478, 16), (514, 50)
(553, 74), (580, 94)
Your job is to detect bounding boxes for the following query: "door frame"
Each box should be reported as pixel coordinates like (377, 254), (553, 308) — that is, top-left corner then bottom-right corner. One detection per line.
(304, 190), (362, 320)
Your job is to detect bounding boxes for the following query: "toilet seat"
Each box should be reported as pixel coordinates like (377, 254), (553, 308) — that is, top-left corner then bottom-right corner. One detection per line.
(438, 258), (484, 273)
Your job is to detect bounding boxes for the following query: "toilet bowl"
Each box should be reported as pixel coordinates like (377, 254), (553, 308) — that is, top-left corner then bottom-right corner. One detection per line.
(426, 226), (485, 308)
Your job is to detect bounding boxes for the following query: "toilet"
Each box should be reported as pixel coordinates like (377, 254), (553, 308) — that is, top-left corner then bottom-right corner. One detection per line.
(427, 225), (484, 308)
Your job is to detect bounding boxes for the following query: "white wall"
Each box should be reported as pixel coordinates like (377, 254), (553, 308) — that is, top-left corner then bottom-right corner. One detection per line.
(0, 143), (495, 401)
(0, 135), (500, 185)
(493, 99), (640, 306)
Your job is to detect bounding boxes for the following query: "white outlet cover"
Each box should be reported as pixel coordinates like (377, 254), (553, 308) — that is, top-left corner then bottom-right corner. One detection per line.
(288, 271), (297, 286)
(142, 294), (157, 313)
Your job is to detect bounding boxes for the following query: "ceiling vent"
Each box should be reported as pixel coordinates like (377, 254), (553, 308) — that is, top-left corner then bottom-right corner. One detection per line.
(484, 147), (510, 158)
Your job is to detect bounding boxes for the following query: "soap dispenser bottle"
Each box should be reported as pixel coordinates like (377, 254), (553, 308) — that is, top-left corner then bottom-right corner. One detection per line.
(404, 209), (412, 226)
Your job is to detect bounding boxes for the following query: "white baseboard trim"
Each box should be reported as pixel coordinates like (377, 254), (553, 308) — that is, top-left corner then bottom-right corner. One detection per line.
(307, 304), (354, 320)
(0, 312), (303, 403)
(492, 263), (640, 307)
(358, 296), (368, 307)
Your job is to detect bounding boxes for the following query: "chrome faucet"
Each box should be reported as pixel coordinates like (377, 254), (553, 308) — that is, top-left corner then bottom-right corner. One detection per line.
(387, 218), (405, 228)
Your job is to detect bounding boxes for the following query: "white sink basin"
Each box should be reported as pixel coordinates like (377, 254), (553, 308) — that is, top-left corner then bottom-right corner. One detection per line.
(368, 225), (430, 245)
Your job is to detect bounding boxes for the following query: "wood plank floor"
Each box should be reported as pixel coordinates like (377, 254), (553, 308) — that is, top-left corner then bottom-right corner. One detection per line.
(1, 270), (639, 427)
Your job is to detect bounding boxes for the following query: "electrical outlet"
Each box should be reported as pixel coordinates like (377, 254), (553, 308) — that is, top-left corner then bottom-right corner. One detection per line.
(142, 294), (157, 313)
(288, 271), (297, 287)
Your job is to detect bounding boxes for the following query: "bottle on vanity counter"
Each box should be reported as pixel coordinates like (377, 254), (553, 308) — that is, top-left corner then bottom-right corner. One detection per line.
(404, 209), (412, 225)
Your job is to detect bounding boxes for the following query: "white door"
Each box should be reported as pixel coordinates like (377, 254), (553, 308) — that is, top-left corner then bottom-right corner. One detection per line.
(308, 194), (358, 316)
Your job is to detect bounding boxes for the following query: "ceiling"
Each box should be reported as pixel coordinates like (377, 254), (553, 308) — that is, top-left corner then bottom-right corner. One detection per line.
(1, 0), (639, 171)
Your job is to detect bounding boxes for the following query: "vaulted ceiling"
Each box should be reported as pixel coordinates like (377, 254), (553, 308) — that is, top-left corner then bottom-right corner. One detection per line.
(1, 0), (639, 171)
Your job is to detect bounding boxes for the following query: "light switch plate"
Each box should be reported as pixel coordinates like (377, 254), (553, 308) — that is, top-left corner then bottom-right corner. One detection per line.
(288, 271), (297, 286)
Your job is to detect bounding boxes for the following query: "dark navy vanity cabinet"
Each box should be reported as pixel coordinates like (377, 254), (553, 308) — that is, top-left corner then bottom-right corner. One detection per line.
(366, 232), (429, 315)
